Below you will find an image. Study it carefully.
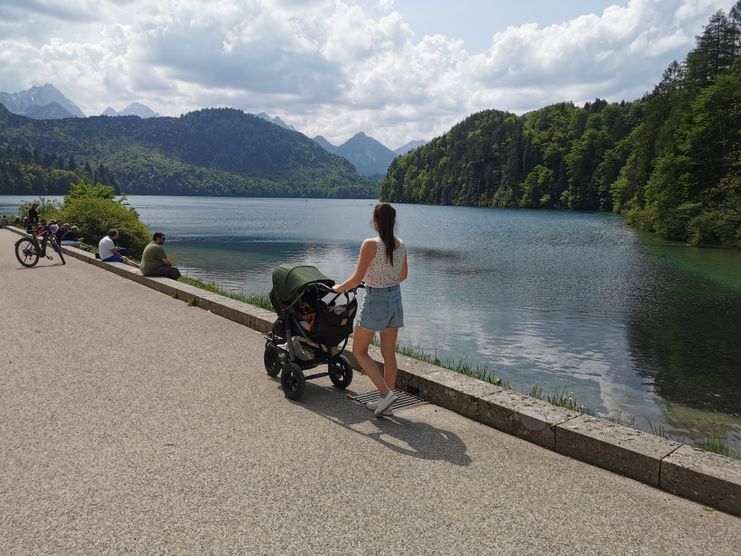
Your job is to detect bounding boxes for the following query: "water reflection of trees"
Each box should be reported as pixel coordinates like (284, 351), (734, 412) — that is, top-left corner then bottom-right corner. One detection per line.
(626, 272), (741, 416)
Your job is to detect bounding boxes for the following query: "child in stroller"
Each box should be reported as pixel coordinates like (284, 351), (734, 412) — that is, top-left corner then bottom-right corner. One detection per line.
(264, 263), (361, 400)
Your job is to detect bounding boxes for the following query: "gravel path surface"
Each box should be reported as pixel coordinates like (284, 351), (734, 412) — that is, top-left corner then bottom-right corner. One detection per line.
(1, 228), (739, 554)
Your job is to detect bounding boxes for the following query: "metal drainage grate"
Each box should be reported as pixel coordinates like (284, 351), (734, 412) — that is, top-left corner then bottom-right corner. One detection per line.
(347, 390), (428, 412)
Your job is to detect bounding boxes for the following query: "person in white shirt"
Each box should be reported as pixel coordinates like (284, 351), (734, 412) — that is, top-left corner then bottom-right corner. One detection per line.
(98, 229), (139, 267)
(332, 202), (408, 417)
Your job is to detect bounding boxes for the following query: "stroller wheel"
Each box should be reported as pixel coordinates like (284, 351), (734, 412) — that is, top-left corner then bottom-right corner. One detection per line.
(328, 355), (353, 389)
(281, 362), (306, 400)
(264, 343), (282, 377)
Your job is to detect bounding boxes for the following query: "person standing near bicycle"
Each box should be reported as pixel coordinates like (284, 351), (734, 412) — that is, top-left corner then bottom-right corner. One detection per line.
(332, 202), (408, 417)
(98, 229), (139, 268)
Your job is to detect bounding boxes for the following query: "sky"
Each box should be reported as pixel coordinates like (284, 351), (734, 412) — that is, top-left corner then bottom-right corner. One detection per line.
(0, 0), (736, 149)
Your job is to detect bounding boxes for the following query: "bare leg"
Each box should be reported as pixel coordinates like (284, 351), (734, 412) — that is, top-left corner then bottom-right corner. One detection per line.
(379, 327), (399, 390)
(352, 326), (391, 395)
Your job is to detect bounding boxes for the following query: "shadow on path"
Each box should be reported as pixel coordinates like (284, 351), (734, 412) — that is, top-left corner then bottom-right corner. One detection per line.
(274, 379), (472, 467)
(15, 263), (66, 269)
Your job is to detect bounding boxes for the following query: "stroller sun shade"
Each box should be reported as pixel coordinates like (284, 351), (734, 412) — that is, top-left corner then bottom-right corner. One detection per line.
(271, 264), (335, 307)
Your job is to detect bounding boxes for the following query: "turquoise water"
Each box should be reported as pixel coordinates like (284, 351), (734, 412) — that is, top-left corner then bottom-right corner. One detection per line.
(3, 195), (740, 449)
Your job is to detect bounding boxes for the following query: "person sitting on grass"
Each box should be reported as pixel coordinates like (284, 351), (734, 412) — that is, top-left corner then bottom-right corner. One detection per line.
(98, 229), (139, 268)
(140, 232), (181, 280)
(60, 225), (82, 248)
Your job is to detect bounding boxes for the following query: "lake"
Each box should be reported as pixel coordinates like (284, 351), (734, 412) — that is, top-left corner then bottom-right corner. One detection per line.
(3, 194), (740, 450)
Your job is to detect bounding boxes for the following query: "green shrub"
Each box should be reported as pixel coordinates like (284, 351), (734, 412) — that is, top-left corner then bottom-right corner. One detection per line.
(57, 184), (150, 258)
(688, 210), (741, 247)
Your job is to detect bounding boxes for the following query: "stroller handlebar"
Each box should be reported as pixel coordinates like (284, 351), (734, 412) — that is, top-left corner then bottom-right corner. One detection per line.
(317, 281), (364, 306)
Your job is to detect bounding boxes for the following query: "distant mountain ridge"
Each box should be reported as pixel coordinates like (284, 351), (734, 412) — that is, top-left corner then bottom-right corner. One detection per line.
(102, 102), (160, 118)
(335, 132), (397, 177)
(0, 84), (84, 119)
(0, 105), (375, 198)
(23, 102), (76, 120)
(312, 132), (398, 178)
(255, 112), (296, 131)
(394, 139), (426, 156)
(0, 83), (425, 184)
(312, 135), (338, 153)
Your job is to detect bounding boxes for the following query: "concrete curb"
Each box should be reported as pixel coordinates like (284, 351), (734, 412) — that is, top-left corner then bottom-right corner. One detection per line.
(6, 226), (740, 516)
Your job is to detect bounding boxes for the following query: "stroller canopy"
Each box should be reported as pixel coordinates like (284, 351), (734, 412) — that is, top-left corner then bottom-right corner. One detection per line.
(272, 264), (335, 305)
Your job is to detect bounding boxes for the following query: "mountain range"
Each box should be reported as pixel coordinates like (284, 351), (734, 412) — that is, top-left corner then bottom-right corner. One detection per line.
(0, 84), (84, 119)
(0, 105), (375, 198)
(0, 84), (163, 121)
(255, 112), (296, 131)
(102, 103), (160, 118)
(311, 132), (397, 178)
(393, 139), (427, 155)
(0, 83), (427, 180)
(310, 133), (426, 178)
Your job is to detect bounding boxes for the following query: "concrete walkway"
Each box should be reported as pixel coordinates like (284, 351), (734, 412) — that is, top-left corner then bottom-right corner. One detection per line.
(0, 228), (739, 554)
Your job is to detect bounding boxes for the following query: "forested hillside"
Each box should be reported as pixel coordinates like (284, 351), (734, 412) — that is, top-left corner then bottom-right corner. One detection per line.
(0, 107), (376, 198)
(382, 4), (741, 248)
(0, 143), (118, 195)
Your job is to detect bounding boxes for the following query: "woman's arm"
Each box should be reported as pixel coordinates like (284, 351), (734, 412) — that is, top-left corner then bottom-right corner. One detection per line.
(399, 251), (408, 282)
(332, 239), (376, 293)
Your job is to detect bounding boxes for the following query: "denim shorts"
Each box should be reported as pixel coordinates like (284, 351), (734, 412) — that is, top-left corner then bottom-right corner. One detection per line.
(358, 285), (404, 332)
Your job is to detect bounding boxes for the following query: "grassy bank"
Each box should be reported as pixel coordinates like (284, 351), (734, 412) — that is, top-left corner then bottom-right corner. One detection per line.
(178, 276), (273, 311)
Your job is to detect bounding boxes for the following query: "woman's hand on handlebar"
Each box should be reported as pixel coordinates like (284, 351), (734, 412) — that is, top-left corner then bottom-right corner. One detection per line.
(331, 282), (364, 295)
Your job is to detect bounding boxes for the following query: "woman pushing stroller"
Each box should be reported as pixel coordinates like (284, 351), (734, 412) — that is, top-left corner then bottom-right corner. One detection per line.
(333, 202), (408, 416)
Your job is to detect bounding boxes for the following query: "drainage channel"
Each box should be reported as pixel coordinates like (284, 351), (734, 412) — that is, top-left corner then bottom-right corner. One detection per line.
(348, 390), (428, 413)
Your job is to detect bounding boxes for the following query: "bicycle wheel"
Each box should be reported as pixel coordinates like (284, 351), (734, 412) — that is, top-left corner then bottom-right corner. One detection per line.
(51, 237), (66, 265)
(15, 238), (39, 267)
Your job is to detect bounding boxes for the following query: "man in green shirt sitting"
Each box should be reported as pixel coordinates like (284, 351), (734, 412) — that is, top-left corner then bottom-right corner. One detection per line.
(141, 232), (181, 280)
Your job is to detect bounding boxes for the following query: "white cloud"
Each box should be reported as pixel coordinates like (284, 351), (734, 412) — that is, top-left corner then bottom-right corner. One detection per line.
(0, 0), (735, 148)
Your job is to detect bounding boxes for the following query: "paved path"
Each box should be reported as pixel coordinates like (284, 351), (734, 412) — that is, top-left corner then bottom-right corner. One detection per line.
(0, 228), (739, 554)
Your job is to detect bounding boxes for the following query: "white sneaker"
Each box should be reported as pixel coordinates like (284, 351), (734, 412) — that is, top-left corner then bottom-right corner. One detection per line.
(365, 399), (393, 416)
(374, 390), (397, 416)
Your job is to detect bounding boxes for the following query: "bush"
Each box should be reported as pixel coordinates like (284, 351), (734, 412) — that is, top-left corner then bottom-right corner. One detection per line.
(688, 210), (741, 248)
(57, 184), (150, 258)
(648, 201), (701, 241)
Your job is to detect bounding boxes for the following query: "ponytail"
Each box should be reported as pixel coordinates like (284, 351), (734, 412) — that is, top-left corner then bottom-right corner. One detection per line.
(374, 202), (397, 265)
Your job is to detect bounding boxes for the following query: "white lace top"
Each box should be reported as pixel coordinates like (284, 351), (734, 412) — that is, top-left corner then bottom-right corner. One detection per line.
(364, 237), (406, 288)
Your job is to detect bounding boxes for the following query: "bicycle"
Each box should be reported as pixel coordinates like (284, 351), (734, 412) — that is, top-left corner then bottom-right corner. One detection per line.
(15, 225), (66, 267)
